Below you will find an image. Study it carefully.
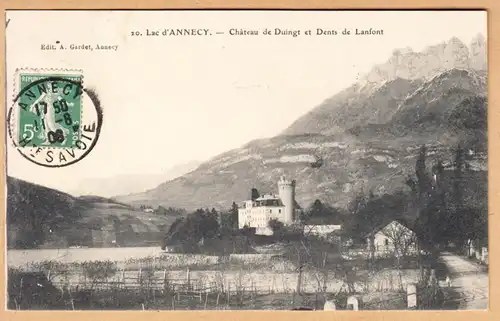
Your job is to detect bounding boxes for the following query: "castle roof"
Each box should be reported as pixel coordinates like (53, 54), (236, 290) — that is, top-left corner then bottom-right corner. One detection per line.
(254, 193), (280, 201)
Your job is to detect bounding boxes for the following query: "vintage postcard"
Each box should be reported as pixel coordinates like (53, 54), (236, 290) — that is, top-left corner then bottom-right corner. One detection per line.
(4, 10), (488, 311)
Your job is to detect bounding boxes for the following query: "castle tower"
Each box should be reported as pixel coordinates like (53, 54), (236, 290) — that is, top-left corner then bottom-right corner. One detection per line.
(278, 176), (296, 224)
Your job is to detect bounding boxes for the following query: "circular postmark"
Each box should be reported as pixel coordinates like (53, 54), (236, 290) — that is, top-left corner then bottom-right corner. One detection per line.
(7, 70), (103, 167)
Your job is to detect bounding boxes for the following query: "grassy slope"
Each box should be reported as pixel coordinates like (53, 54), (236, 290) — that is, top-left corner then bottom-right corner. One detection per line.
(7, 176), (176, 249)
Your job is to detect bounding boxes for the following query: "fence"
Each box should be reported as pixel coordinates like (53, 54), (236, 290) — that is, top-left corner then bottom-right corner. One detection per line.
(8, 267), (437, 311)
(43, 267), (420, 295)
(48, 267), (270, 295)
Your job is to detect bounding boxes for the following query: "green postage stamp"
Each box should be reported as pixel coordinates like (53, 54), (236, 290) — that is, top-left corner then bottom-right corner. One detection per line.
(17, 72), (83, 148)
(8, 69), (103, 167)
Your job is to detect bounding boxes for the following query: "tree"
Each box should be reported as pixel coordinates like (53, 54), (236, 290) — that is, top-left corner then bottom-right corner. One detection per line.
(155, 205), (167, 215)
(349, 191), (367, 216)
(283, 231), (362, 308)
(229, 202), (239, 228)
(415, 145), (433, 197)
(380, 222), (418, 266)
(345, 191), (374, 242)
(268, 218), (284, 234)
(81, 261), (117, 291)
(201, 208), (219, 239)
(470, 206), (488, 248)
(406, 145), (446, 250)
(310, 199), (327, 217)
(431, 160), (445, 191)
(449, 145), (467, 249)
(241, 224), (255, 237)
(218, 203), (239, 232)
(404, 143), (486, 253)
(161, 208), (220, 252)
(302, 199), (343, 225)
(251, 188), (260, 200)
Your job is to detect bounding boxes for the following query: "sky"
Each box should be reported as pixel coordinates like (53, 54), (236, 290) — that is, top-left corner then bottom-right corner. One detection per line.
(5, 10), (487, 192)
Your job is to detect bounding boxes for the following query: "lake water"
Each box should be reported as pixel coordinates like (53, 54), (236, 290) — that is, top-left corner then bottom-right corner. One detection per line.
(7, 247), (282, 270)
(7, 246), (164, 267)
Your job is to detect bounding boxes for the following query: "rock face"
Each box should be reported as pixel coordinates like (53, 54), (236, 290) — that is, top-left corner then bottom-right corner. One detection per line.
(364, 37), (469, 84)
(363, 35), (485, 85)
(469, 33), (487, 71)
(115, 35), (488, 212)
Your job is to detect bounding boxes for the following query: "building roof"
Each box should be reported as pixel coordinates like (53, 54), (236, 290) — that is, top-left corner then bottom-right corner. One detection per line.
(304, 224), (342, 228)
(365, 218), (413, 238)
(255, 194), (280, 201)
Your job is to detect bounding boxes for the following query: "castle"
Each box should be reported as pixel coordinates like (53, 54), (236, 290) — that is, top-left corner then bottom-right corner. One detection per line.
(238, 176), (300, 235)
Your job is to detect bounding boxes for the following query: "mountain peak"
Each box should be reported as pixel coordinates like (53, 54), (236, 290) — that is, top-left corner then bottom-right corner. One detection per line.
(363, 35), (485, 84)
(471, 33), (486, 44)
(470, 33), (487, 71)
(392, 47), (413, 56)
(447, 36), (466, 46)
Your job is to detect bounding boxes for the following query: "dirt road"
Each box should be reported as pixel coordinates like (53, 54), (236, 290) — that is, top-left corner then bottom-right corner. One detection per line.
(439, 252), (488, 310)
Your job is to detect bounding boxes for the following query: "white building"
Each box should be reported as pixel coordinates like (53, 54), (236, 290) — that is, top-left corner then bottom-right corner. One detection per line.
(304, 224), (342, 239)
(366, 220), (418, 258)
(238, 176), (300, 235)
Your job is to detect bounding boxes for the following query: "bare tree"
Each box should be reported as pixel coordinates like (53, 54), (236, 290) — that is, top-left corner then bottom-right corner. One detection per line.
(284, 225), (354, 309)
(380, 222), (417, 267)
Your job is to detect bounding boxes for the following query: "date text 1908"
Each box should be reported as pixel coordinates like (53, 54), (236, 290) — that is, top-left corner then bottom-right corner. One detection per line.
(33, 123), (97, 164)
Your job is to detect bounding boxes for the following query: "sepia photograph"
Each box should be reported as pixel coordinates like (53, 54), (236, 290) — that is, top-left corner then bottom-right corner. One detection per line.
(4, 10), (488, 311)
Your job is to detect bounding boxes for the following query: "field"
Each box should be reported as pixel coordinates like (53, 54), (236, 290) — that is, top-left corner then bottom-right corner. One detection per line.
(8, 246), (429, 310)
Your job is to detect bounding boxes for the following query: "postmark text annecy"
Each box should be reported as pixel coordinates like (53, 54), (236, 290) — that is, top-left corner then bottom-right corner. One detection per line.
(8, 69), (103, 167)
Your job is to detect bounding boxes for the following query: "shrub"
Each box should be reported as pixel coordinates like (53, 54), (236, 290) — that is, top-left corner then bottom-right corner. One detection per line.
(80, 260), (117, 290)
(7, 268), (65, 310)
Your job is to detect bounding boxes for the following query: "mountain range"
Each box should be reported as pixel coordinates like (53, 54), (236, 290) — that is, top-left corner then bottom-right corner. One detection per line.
(66, 160), (201, 198)
(114, 35), (488, 211)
